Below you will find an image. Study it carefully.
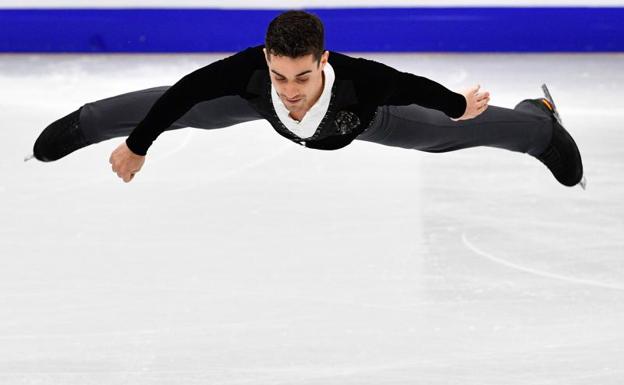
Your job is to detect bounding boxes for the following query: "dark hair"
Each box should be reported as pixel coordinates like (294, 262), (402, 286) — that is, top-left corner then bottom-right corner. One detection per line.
(265, 10), (325, 64)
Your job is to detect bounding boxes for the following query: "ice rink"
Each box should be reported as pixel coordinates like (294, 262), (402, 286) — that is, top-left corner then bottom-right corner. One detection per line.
(1, 52), (624, 384)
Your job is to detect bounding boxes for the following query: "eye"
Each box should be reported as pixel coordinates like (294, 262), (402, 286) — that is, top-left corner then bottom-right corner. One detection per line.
(275, 77), (287, 82)
(296, 78), (309, 83)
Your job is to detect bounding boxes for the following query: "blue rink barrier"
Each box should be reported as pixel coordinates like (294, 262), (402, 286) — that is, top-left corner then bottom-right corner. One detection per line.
(1, 7), (623, 53)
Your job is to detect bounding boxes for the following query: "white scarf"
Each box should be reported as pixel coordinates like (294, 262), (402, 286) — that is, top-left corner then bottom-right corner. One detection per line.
(270, 62), (335, 139)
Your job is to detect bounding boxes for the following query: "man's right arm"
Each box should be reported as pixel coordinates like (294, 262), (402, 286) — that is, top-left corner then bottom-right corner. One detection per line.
(125, 46), (264, 156)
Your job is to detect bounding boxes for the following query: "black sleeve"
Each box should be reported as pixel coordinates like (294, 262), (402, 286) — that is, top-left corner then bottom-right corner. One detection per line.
(126, 46), (264, 156)
(351, 56), (467, 119)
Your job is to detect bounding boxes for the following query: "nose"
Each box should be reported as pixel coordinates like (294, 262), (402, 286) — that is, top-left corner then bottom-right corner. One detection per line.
(282, 84), (300, 100)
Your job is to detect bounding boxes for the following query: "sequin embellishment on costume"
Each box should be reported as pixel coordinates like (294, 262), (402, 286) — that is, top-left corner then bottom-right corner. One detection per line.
(334, 110), (360, 135)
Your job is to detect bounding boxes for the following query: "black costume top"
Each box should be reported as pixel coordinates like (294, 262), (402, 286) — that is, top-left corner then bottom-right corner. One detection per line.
(126, 45), (467, 155)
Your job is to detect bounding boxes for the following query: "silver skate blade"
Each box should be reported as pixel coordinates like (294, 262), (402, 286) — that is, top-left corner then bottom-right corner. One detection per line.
(24, 153), (35, 162)
(541, 84), (563, 125)
(578, 175), (587, 190)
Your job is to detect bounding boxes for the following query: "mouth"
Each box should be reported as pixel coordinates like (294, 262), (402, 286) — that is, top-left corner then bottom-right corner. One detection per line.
(284, 97), (302, 104)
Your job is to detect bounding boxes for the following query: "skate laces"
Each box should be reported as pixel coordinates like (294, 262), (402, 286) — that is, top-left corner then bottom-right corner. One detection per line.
(541, 98), (554, 112)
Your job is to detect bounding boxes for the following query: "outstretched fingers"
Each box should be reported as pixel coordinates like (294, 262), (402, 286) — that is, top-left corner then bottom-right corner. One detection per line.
(476, 90), (490, 111)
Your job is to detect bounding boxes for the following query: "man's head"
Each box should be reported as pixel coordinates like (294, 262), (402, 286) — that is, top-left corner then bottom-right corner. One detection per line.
(265, 10), (325, 63)
(264, 11), (329, 117)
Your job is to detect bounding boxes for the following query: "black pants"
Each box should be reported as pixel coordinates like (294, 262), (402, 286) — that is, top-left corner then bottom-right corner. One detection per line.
(79, 86), (552, 157)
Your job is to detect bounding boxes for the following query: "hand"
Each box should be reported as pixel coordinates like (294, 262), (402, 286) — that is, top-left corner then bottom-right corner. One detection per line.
(452, 84), (490, 121)
(109, 141), (145, 183)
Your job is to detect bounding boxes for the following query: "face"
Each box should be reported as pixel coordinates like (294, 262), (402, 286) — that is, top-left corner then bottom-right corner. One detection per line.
(264, 49), (329, 115)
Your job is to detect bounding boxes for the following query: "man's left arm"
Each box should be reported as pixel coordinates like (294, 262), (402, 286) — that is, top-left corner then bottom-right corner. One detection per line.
(354, 57), (489, 120)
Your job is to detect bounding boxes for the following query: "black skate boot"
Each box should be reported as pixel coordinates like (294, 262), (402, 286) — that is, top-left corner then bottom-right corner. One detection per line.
(30, 107), (90, 162)
(516, 84), (586, 189)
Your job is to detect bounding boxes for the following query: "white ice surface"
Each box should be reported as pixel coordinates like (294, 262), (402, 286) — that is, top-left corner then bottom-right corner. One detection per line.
(1, 53), (624, 384)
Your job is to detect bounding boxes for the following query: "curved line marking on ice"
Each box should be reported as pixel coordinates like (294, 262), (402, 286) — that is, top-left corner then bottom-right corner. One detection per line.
(149, 127), (195, 164)
(173, 142), (294, 190)
(20, 130), (292, 200)
(17, 129), (196, 202)
(461, 232), (624, 291)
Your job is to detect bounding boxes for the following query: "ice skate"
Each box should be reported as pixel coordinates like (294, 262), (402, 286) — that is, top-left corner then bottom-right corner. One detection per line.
(32, 107), (89, 162)
(516, 85), (586, 190)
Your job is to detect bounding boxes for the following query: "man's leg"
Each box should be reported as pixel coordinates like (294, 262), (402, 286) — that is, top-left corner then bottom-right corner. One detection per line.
(33, 86), (263, 161)
(357, 103), (552, 157)
(356, 99), (584, 187)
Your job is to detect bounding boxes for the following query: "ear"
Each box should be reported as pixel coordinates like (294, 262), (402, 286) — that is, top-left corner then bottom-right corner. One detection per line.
(319, 50), (329, 69)
(263, 48), (271, 65)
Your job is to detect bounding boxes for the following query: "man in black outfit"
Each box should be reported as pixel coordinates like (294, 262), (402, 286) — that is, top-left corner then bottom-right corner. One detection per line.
(31, 10), (585, 189)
